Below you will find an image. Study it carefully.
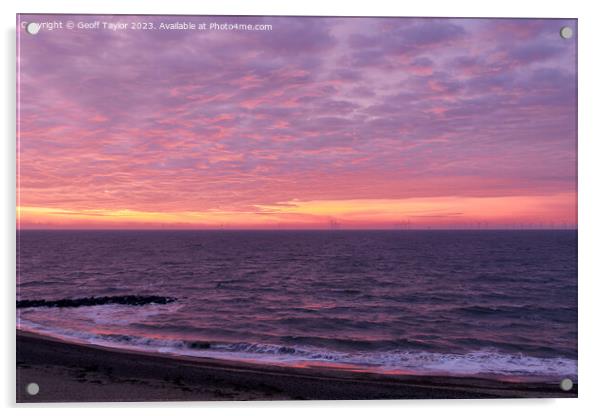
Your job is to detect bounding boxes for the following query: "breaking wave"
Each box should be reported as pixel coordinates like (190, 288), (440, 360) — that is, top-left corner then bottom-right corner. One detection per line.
(18, 318), (576, 381)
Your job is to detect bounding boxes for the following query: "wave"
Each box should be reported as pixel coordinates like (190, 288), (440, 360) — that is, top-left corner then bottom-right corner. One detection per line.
(455, 304), (576, 316)
(17, 318), (576, 381)
(16, 295), (176, 309)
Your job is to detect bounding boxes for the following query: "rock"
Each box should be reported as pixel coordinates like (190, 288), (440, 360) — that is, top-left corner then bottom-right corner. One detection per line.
(16, 295), (176, 309)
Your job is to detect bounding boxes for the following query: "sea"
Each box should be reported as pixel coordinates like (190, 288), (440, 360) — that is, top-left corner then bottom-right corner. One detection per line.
(16, 230), (578, 382)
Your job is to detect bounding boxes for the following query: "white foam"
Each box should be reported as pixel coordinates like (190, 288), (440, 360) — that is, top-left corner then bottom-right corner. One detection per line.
(77, 303), (181, 325)
(17, 318), (577, 381)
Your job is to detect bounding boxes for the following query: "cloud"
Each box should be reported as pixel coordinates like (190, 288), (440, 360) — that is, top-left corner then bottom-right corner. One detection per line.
(18, 16), (577, 227)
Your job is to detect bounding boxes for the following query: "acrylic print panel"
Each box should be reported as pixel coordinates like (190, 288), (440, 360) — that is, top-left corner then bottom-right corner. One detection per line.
(16, 14), (577, 402)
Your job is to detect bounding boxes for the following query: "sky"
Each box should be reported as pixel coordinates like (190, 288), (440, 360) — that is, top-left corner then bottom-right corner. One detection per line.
(17, 16), (577, 229)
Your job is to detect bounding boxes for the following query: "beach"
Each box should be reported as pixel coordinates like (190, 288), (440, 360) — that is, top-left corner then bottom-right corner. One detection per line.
(16, 330), (577, 402)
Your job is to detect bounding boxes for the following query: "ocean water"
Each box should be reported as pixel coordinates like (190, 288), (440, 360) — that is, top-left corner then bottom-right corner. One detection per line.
(16, 230), (577, 381)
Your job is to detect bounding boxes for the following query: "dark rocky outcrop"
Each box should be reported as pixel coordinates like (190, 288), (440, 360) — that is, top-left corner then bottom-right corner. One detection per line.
(17, 295), (176, 309)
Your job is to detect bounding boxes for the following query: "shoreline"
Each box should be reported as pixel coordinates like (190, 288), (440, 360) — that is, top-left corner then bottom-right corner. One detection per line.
(16, 329), (577, 402)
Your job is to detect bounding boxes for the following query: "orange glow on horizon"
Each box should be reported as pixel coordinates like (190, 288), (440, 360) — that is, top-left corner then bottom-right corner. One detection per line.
(17, 193), (576, 230)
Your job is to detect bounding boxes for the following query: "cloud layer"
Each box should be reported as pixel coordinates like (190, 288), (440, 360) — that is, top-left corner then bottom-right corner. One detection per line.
(17, 16), (577, 228)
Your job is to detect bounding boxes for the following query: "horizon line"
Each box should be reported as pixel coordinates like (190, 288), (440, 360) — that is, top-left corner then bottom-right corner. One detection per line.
(16, 227), (578, 232)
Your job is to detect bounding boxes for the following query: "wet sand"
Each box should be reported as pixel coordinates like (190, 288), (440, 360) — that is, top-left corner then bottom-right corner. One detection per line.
(16, 330), (577, 402)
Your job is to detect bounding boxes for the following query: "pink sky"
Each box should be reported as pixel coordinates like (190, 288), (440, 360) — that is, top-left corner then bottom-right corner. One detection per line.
(17, 16), (577, 229)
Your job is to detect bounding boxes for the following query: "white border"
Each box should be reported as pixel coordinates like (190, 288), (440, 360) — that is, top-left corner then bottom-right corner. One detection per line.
(3, 0), (601, 414)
